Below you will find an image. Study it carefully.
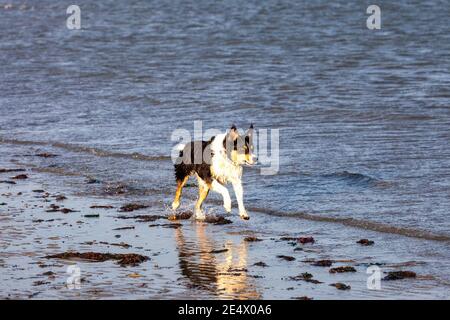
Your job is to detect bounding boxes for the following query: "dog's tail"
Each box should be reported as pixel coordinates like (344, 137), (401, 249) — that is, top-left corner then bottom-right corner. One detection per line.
(174, 143), (191, 183)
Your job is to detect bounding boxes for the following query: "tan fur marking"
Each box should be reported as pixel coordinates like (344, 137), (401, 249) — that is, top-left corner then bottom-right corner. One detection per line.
(195, 177), (210, 211)
(173, 175), (189, 207)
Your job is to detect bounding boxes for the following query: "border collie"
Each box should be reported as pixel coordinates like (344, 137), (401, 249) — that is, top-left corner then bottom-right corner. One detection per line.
(172, 124), (256, 220)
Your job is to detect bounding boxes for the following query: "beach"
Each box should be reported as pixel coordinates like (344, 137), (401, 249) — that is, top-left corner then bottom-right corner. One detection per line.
(1, 142), (449, 299)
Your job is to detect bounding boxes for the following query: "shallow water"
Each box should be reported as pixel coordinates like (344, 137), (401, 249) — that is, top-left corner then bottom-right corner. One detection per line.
(0, 0), (449, 298)
(1, 162), (449, 300)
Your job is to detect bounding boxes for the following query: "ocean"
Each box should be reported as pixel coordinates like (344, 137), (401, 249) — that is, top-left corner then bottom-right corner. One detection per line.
(0, 0), (449, 299)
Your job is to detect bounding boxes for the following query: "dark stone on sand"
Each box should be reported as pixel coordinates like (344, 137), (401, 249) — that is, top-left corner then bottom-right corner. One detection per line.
(280, 236), (315, 244)
(32, 190), (46, 193)
(45, 251), (149, 267)
(11, 174), (28, 180)
(244, 236), (262, 242)
(35, 153), (58, 158)
(119, 203), (149, 212)
(168, 211), (193, 220)
(330, 283), (351, 290)
(46, 204), (60, 212)
(298, 237), (315, 244)
(312, 260), (334, 267)
(0, 180), (16, 184)
(289, 272), (323, 284)
(136, 215), (166, 222)
(42, 271), (55, 276)
(277, 255), (296, 261)
(280, 236), (298, 241)
(329, 266), (356, 273)
(357, 239), (375, 246)
(253, 261), (268, 267)
(90, 205), (114, 209)
(0, 202), (6, 206)
(383, 271), (417, 281)
(299, 272), (313, 280)
(86, 178), (101, 184)
(204, 216), (232, 225)
(0, 168), (25, 173)
(33, 219), (55, 223)
(294, 296), (313, 300)
(46, 206), (76, 214)
(113, 226), (135, 230)
(55, 195), (67, 201)
(82, 241), (96, 246)
(84, 214), (100, 218)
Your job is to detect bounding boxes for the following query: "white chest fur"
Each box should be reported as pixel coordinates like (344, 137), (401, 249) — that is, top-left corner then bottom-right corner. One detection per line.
(210, 133), (242, 184)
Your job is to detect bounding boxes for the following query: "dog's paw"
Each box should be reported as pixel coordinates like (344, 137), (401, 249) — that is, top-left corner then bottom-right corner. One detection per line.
(195, 209), (206, 221)
(223, 203), (232, 214)
(239, 211), (249, 220)
(171, 201), (180, 210)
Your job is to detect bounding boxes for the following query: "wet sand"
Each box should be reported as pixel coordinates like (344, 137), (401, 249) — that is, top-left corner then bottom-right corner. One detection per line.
(1, 162), (449, 300)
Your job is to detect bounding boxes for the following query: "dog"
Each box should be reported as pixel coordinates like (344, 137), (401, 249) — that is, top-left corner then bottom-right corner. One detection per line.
(172, 124), (256, 220)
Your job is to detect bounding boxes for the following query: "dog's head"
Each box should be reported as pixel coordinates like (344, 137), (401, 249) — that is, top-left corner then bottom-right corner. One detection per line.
(223, 124), (256, 166)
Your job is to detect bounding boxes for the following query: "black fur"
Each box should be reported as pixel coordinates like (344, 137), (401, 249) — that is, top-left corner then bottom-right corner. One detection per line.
(174, 139), (214, 184)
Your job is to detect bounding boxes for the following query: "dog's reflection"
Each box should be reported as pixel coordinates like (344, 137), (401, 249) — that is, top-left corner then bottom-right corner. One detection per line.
(174, 223), (261, 299)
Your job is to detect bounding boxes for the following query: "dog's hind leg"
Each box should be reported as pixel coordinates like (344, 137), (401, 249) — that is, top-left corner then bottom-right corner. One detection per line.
(211, 179), (232, 213)
(172, 175), (189, 210)
(194, 177), (210, 220)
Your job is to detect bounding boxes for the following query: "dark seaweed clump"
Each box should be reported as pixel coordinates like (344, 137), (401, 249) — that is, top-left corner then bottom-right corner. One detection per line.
(329, 266), (356, 273)
(45, 252), (149, 267)
(118, 203), (149, 212)
(383, 271), (416, 281)
(357, 239), (375, 246)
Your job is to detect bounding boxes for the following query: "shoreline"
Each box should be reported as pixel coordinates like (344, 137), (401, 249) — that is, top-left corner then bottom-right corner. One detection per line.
(1, 137), (448, 243)
(1, 164), (449, 299)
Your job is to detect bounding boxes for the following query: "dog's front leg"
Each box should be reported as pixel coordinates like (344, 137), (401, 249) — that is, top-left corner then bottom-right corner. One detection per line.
(211, 179), (232, 213)
(232, 179), (249, 220)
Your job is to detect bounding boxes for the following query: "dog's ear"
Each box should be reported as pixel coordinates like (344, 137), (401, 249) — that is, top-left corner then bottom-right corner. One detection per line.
(245, 124), (254, 144)
(229, 124), (239, 141)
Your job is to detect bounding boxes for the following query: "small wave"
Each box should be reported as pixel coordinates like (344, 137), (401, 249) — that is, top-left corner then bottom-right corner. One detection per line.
(0, 138), (171, 162)
(246, 206), (450, 242)
(322, 171), (388, 187)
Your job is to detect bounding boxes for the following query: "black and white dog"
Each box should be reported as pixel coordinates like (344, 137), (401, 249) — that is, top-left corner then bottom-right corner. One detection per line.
(172, 125), (256, 220)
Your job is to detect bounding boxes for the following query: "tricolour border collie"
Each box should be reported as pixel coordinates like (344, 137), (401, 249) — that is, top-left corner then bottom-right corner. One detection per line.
(172, 124), (256, 220)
